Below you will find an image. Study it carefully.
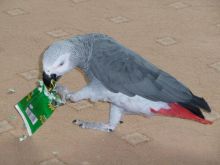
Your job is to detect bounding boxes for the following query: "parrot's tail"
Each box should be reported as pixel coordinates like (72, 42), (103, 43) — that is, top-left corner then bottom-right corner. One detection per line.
(151, 103), (213, 124)
(190, 95), (211, 112)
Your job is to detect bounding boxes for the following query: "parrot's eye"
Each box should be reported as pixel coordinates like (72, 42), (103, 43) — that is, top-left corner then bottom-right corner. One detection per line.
(59, 62), (64, 66)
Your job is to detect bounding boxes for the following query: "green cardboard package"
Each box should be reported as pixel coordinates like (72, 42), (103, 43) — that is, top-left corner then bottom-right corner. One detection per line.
(15, 81), (63, 136)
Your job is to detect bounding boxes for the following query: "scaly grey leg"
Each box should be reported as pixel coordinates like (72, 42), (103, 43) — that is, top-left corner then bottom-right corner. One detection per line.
(73, 104), (124, 132)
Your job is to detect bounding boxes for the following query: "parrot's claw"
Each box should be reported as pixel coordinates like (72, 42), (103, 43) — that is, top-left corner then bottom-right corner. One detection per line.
(72, 119), (115, 132)
(54, 84), (69, 103)
(66, 92), (81, 102)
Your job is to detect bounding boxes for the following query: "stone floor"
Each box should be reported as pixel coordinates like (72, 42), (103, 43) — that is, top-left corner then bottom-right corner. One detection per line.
(0, 0), (220, 164)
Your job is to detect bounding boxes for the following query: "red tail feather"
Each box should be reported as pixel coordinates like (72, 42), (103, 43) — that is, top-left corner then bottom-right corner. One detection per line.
(151, 103), (212, 124)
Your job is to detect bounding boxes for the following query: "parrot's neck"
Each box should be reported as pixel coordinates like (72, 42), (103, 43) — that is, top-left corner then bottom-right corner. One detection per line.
(68, 38), (91, 72)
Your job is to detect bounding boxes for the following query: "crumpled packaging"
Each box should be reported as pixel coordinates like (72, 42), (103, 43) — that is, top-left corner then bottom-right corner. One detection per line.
(15, 81), (64, 136)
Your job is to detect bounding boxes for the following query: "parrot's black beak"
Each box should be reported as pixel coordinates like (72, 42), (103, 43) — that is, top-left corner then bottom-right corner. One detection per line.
(42, 72), (61, 88)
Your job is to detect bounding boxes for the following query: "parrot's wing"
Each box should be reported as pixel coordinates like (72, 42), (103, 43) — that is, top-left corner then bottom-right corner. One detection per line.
(89, 38), (193, 103)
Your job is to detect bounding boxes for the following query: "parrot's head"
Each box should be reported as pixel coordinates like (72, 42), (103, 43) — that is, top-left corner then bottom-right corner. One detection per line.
(42, 41), (74, 88)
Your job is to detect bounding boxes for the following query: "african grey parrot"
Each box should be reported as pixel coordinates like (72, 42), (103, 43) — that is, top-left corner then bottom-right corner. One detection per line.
(42, 33), (212, 132)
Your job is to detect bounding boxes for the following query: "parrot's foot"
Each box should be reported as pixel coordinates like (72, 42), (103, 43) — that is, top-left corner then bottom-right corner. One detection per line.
(55, 85), (81, 103)
(66, 92), (80, 102)
(54, 84), (69, 103)
(72, 119), (115, 132)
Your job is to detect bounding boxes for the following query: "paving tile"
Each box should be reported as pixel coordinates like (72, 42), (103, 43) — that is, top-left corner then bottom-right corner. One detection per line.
(10, 128), (26, 138)
(71, 0), (90, 3)
(7, 88), (16, 94)
(81, 161), (91, 165)
(7, 114), (17, 122)
(52, 151), (59, 156)
(170, 2), (190, 9)
(156, 37), (177, 46)
(109, 16), (130, 24)
(39, 158), (66, 165)
(210, 62), (220, 72)
(4, 8), (27, 16)
(68, 100), (93, 111)
(121, 132), (151, 145)
(47, 29), (69, 38)
(0, 120), (13, 134)
(19, 69), (39, 80)
(203, 110), (220, 121)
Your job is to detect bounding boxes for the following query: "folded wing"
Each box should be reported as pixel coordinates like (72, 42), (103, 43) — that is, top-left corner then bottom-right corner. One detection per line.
(89, 38), (193, 104)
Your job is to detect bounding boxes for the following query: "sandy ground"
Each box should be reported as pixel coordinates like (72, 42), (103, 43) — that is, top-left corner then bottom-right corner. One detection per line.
(0, 0), (220, 164)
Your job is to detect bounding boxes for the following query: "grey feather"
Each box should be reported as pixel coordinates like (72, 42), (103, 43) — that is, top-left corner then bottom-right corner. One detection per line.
(88, 36), (193, 103)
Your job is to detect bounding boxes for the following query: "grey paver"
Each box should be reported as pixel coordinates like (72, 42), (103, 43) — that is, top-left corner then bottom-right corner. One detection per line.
(72, 0), (90, 3)
(7, 114), (17, 121)
(7, 88), (16, 94)
(122, 132), (151, 145)
(81, 161), (91, 165)
(47, 29), (69, 38)
(0, 120), (13, 134)
(19, 69), (39, 80)
(39, 158), (66, 165)
(109, 16), (130, 24)
(210, 62), (220, 72)
(156, 37), (177, 46)
(52, 151), (59, 156)
(170, 2), (190, 9)
(5, 8), (27, 16)
(10, 128), (26, 138)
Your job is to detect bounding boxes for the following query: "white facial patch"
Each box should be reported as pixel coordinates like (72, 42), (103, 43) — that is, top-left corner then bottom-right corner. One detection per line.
(43, 52), (71, 76)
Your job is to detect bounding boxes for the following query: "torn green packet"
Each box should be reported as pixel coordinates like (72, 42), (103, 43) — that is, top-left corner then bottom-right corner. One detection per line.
(15, 81), (63, 136)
